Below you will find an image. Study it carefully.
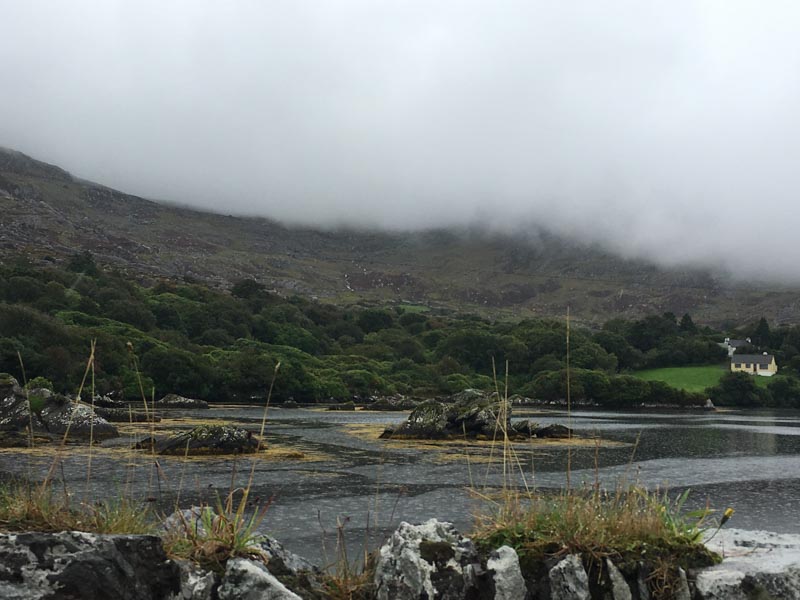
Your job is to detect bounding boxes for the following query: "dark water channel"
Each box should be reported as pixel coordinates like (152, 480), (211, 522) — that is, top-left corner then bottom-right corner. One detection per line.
(3, 407), (800, 564)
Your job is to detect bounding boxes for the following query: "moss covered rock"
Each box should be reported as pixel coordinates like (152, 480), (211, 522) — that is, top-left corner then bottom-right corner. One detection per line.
(383, 393), (514, 439)
(156, 425), (260, 455)
(0, 383), (118, 441)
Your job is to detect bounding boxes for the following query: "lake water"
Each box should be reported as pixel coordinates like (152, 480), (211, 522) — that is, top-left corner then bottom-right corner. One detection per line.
(3, 406), (800, 564)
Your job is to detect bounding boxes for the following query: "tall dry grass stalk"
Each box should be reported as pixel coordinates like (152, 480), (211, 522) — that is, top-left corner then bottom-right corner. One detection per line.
(162, 361), (281, 571)
(470, 307), (720, 593)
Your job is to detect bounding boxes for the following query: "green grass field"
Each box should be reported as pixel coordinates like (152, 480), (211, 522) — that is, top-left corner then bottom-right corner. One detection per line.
(634, 364), (770, 392)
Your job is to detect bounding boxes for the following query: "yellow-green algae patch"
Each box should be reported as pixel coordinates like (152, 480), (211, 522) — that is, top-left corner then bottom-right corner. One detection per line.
(341, 423), (627, 464)
(0, 441), (329, 464)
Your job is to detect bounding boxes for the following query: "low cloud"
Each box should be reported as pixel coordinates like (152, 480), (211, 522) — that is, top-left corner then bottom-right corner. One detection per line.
(2, 1), (799, 280)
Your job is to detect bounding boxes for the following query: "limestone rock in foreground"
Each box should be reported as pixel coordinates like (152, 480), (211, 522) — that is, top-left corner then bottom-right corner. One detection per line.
(487, 545), (528, 600)
(0, 531), (180, 600)
(217, 558), (301, 600)
(155, 425), (260, 455)
(696, 528), (800, 599)
(373, 518), (489, 600)
(549, 554), (590, 600)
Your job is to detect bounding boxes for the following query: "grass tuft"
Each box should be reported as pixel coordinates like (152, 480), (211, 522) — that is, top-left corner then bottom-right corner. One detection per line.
(162, 490), (271, 573)
(0, 480), (154, 535)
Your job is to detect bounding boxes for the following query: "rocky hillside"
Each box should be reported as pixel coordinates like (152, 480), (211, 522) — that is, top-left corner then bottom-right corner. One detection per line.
(2, 146), (798, 326)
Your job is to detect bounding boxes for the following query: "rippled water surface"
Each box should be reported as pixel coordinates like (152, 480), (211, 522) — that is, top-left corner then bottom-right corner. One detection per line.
(3, 406), (800, 563)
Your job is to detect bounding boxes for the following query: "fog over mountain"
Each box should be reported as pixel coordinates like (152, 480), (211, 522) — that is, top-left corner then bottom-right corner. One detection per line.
(2, 1), (800, 280)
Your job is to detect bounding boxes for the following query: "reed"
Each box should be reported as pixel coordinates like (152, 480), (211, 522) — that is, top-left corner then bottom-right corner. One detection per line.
(469, 308), (724, 599)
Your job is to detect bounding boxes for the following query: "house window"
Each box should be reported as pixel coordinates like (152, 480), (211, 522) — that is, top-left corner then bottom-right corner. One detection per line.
(735, 363), (741, 368)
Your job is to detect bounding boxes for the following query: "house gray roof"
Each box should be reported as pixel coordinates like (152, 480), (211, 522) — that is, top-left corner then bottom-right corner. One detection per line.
(728, 339), (750, 347)
(731, 354), (774, 365)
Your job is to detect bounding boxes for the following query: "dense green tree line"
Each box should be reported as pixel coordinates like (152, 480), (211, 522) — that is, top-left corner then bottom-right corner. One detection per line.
(0, 254), (793, 407)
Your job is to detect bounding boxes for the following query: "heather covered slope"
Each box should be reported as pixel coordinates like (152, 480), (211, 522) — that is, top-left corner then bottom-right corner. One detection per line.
(1, 146), (797, 325)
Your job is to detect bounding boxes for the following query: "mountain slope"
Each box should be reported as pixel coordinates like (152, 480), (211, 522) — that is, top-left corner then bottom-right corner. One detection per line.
(1, 147), (796, 326)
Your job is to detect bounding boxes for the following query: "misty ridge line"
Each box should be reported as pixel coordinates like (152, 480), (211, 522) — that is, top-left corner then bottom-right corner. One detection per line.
(2, 143), (795, 298)
(2, 2), (800, 282)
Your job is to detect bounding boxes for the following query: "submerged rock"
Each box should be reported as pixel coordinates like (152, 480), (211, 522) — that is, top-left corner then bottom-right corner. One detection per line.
(155, 425), (260, 455)
(327, 401), (356, 411)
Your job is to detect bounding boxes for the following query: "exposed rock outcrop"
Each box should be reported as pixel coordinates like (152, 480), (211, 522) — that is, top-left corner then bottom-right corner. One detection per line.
(154, 425), (260, 455)
(0, 375), (118, 441)
(154, 394), (209, 410)
(380, 390), (560, 440)
(94, 406), (159, 423)
(369, 395), (418, 411)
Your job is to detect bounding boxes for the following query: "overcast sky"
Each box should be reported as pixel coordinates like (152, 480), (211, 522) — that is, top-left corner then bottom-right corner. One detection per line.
(2, 1), (800, 279)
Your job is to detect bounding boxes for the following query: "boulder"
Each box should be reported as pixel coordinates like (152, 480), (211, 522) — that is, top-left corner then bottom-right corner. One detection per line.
(0, 373), (21, 399)
(535, 424), (573, 439)
(370, 396), (418, 411)
(162, 506), (215, 538)
(373, 519), (487, 600)
(383, 392), (530, 440)
(388, 400), (453, 438)
(0, 381), (118, 440)
(257, 536), (325, 597)
(605, 558), (632, 600)
(0, 431), (55, 447)
(174, 561), (218, 600)
(0, 531), (180, 600)
(155, 425), (260, 455)
(696, 528), (800, 600)
(510, 420), (538, 437)
(94, 407), (159, 423)
(445, 388), (490, 404)
(216, 558), (302, 600)
(154, 394), (209, 410)
(487, 545), (528, 600)
(548, 554), (590, 600)
(92, 395), (127, 409)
